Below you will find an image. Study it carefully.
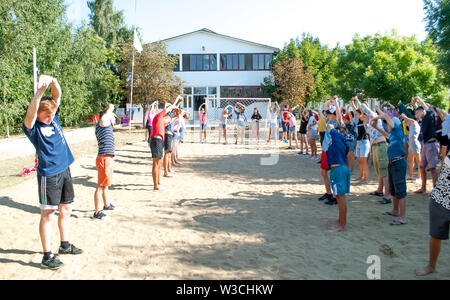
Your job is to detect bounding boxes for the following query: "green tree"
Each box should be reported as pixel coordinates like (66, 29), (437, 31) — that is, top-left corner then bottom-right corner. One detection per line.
(87, 0), (132, 48)
(119, 41), (183, 125)
(263, 33), (338, 106)
(424, 0), (450, 85)
(0, 0), (128, 135)
(335, 32), (448, 107)
(0, 0), (72, 135)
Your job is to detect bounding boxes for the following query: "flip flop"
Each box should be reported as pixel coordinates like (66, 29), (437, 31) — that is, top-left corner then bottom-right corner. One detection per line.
(369, 191), (384, 197)
(390, 219), (407, 225)
(383, 211), (400, 217)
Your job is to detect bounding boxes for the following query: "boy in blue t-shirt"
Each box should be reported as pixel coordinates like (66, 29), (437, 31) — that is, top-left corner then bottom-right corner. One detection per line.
(22, 75), (82, 270)
(371, 110), (408, 226)
(326, 123), (351, 232)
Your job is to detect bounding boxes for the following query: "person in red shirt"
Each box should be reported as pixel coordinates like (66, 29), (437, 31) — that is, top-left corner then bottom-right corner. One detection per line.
(281, 105), (290, 143)
(150, 96), (182, 191)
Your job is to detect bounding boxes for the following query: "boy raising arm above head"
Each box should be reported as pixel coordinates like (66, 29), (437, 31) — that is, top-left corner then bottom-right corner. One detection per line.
(23, 75), (82, 270)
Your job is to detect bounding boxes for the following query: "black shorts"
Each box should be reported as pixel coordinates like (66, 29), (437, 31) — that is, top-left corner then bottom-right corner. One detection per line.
(429, 160), (450, 240)
(164, 134), (174, 152)
(37, 168), (75, 210)
(150, 138), (164, 159)
(147, 126), (153, 143)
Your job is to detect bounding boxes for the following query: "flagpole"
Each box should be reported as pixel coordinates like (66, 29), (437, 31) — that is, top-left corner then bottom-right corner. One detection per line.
(130, 38), (135, 130)
(129, 0), (137, 130)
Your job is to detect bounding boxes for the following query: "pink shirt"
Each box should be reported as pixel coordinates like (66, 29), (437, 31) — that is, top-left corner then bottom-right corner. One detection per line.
(147, 111), (157, 124)
(289, 116), (296, 127)
(200, 113), (207, 125)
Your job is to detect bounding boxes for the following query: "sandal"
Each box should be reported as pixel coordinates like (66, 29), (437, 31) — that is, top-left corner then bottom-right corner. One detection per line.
(369, 191), (384, 197)
(390, 219), (407, 225)
(383, 211), (400, 217)
(377, 198), (392, 205)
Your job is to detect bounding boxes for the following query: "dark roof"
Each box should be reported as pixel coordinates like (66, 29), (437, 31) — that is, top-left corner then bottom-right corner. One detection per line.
(153, 28), (279, 51)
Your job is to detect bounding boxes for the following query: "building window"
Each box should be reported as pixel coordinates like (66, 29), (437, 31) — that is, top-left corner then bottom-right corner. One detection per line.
(182, 54), (217, 71)
(220, 86), (263, 98)
(221, 53), (272, 71)
(194, 87), (207, 95)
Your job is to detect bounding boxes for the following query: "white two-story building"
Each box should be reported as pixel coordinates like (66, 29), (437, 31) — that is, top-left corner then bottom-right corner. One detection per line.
(130, 28), (279, 124)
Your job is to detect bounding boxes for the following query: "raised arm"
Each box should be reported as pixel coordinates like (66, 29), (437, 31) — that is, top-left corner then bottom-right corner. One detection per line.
(351, 98), (358, 112)
(50, 77), (62, 107)
(357, 96), (376, 118)
(398, 100), (415, 119)
(401, 113), (416, 126)
(370, 117), (389, 139)
(414, 96), (429, 111)
(375, 107), (394, 129)
(24, 75), (56, 130)
(332, 96), (342, 124)
(430, 105), (446, 121)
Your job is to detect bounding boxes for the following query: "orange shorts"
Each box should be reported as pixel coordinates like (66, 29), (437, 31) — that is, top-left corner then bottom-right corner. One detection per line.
(96, 155), (114, 187)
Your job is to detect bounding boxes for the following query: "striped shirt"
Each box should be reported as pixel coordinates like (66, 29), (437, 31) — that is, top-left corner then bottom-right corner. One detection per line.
(95, 123), (115, 157)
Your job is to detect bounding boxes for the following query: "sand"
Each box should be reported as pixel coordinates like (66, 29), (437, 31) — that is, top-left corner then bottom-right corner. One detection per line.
(0, 129), (449, 280)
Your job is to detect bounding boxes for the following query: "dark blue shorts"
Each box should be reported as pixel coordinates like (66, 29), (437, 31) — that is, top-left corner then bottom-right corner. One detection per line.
(388, 158), (407, 199)
(282, 123), (288, 132)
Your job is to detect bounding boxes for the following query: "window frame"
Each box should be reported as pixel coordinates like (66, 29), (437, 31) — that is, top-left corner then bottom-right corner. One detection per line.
(220, 53), (273, 71)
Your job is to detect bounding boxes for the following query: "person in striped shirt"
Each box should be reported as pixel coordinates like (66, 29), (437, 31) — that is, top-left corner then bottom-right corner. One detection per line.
(93, 104), (119, 220)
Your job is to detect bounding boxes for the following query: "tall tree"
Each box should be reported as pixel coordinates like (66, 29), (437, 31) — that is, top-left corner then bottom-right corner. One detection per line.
(119, 41), (183, 124)
(87, 0), (132, 48)
(271, 57), (315, 107)
(263, 33), (338, 106)
(278, 34), (339, 103)
(424, 0), (450, 85)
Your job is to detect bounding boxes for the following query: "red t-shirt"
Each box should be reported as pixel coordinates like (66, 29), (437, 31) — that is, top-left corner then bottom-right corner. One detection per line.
(282, 108), (290, 123)
(151, 110), (167, 141)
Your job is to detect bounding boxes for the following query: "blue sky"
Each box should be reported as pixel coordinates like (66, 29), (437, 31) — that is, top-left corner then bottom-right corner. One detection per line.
(66, 0), (428, 49)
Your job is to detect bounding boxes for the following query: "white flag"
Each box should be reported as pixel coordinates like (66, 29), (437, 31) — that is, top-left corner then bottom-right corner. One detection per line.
(133, 29), (143, 53)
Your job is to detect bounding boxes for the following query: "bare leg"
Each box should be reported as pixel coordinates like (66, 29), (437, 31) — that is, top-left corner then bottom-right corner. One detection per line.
(58, 204), (72, 243)
(416, 238), (442, 276)
(320, 169), (331, 195)
(40, 210), (56, 253)
(94, 186), (105, 213)
(330, 195), (347, 232)
(102, 187), (109, 207)
(430, 168), (438, 187)
(415, 167), (427, 193)
(383, 176), (390, 199)
(152, 158), (161, 190)
(408, 155), (415, 178)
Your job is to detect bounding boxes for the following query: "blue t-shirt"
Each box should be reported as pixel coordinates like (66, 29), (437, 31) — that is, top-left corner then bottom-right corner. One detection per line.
(22, 109), (74, 177)
(327, 129), (348, 166)
(388, 123), (407, 160)
(322, 120), (343, 152)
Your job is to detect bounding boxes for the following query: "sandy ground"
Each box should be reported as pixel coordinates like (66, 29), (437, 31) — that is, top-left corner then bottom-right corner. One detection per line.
(0, 128), (449, 280)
